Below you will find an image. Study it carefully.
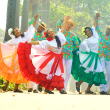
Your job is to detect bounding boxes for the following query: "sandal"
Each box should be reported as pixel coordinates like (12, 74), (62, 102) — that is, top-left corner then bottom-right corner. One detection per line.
(38, 84), (42, 92)
(76, 82), (80, 92)
(59, 90), (67, 94)
(14, 89), (23, 93)
(44, 89), (54, 94)
(85, 90), (94, 94)
(28, 88), (32, 92)
(33, 90), (38, 93)
(2, 86), (7, 91)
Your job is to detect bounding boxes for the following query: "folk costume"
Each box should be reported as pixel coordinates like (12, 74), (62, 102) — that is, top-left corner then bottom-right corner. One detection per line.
(17, 29), (66, 91)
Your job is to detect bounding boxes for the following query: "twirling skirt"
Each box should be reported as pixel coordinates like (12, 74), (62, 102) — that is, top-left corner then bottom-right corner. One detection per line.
(0, 43), (28, 84)
(17, 42), (64, 90)
(71, 49), (106, 86)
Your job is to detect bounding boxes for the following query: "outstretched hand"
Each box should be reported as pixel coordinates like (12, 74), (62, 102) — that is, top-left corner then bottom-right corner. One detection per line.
(64, 15), (71, 21)
(34, 14), (38, 20)
(95, 13), (100, 19)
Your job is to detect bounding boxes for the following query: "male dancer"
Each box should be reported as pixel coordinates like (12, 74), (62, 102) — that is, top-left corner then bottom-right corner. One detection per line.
(28, 14), (47, 93)
(56, 16), (80, 94)
(94, 13), (110, 95)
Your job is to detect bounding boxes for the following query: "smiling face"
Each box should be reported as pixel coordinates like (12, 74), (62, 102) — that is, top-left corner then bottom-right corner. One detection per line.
(65, 22), (73, 31)
(85, 28), (93, 38)
(47, 30), (55, 39)
(13, 28), (21, 38)
(37, 25), (45, 33)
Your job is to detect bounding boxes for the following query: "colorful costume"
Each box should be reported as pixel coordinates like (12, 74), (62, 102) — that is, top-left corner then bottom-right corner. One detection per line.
(0, 25), (35, 84)
(96, 20), (110, 92)
(56, 18), (80, 90)
(28, 17), (46, 90)
(28, 18), (46, 42)
(71, 26), (106, 86)
(17, 30), (66, 91)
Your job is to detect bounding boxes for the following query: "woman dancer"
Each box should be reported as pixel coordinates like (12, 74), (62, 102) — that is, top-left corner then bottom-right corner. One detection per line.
(71, 26), (106, 94)
(0, 14), (38, 92)
(17, 16), (70, 94)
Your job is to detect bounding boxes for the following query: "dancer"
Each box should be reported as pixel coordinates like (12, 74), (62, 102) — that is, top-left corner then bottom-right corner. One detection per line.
(28, 15), (47, 93)
(56, 16), (80, 94)
(71, 24), (106, 94)
(0, 14), (38, 92)
(94, 13), (110, 95)
(17, 16), (70, 94)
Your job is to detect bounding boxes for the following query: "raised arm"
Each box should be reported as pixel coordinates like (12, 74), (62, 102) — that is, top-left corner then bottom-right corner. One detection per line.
(56, 18), (64, 31)
(94, 13), (100, 30)
(33, 14), (38, 27)
(61, 15), (70, 33)
(25, 14), (38, 42)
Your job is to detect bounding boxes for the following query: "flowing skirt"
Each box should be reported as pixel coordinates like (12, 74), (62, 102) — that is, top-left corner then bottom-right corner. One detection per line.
(71, 48), (106, 86)
(0, 43), (28, 84)
(17, 42), (64, 90)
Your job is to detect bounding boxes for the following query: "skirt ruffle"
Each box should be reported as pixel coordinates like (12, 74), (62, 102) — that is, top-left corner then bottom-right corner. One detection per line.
(17, 42), (64, 91)
(0, 43), (28, 84)
(71, 49), (106, 86)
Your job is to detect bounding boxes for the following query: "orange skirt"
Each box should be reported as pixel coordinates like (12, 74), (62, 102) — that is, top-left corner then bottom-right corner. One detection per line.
(0, 43), (28, 84)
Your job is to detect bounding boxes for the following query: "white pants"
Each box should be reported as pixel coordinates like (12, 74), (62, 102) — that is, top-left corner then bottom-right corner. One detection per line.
(63, 59), (72, 91)
(28, 81), (37, 90)
(100, 57), (110, 92)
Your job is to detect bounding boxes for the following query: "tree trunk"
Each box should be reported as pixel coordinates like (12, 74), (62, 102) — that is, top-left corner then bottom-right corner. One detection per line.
(21, 0), (30, 33)
(41, 0), (47, 24)
(4, 0), (20, 41)
(15, 0), (20, 28)
(41, 0), (50, 29)
(46, 1), (50, 28)
(31, 0), (40, 28)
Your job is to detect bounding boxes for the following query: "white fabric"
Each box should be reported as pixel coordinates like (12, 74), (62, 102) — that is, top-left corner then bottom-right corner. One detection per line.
(30, 30), (66, 79)
(39, 30), (66, 54)
(28, 81), (38, 90)
(100, 57), (110, 92)
(63, 59), (72, 91)
(6, 25), (35, 48)
(79, 26), (103, 73)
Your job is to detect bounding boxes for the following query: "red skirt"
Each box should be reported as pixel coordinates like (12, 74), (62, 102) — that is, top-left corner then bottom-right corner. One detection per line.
(17, 42), (64, 91)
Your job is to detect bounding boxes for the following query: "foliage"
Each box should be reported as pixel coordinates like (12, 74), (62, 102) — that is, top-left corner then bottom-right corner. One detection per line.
(49, 0), (110, 40)
(0, 28), (5, 42)
(0, 77), (28, 91)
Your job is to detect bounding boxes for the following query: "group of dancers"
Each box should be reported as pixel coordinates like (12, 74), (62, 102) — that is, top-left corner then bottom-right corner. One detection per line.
(0, 13), (110, 95)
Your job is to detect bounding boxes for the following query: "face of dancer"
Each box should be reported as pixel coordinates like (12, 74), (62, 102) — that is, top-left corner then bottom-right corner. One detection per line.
(47, 30), (55, 39)
(85, 29), (93, 38)
(37, 25), (45, 33)
(106, 28), (110, 36)
(65, 22), (73, 31)
(13, 28), (21, 38)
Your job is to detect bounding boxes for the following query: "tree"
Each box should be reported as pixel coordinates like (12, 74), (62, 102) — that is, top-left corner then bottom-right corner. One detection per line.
(4, 0), (20, 41)
(21, 0), (30, 33)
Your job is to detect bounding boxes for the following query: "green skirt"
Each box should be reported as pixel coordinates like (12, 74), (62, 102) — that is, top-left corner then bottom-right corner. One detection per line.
(71, 49), (106, 86)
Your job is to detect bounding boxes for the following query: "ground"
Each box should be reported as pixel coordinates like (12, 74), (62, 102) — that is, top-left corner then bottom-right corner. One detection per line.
(0, 90), (110, 110)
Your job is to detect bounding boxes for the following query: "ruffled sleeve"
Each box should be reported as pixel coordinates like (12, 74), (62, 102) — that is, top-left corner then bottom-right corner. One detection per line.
(39, 40), (48, 49)
(56, 29), (66, 46)
(92, 26), (99, 39)
(81, 39), (90, 52)
(24, 25), (35, 42)
(5, 39), (16, 47)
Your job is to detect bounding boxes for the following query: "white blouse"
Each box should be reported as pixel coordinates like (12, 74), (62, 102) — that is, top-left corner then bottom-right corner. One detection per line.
(6, 25), (35, 48)
(81, 26), (99, 53)
(38, 30), (66, 54)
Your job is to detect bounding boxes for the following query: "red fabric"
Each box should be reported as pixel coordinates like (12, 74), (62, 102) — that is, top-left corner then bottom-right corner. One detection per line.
(17, 42), (64, 91)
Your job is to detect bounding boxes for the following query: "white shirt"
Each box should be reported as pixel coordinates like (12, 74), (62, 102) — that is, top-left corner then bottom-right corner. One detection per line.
(6, 25), (35, 48)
